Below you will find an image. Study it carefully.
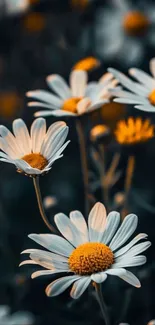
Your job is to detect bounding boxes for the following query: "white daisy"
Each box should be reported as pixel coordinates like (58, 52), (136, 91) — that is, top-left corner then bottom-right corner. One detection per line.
(4, 0), (29, 16)
(108, 58), (155, 112)
(26, 71), (117, 117)
(0, 118), (70, 176)
(94, 0), (155, 66)
(20, 202), (151, 299)
(0, 305), (34, 325)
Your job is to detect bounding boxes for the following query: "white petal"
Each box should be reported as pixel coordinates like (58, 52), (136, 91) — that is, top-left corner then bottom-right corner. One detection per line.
(46, 275), (81, 297)
(70, 277), (91, 299)
(34, 110), (59, 117)
(39, 109), (76, 117)
(120, 241), (151, 259)
(102, 211), (120, 245)
(12, 119), (31, 155)
(114, 233), (148, 258)
(108, 68), (148, 96)
(105, 268), (126, 276)
(19, 260), (37, 266)
(26, 90), (62, 107)
(88, 202), (107, 242)
(46, 74), (71, 100)
(87, 100), (109, 112)
(109, 90), (148, 103)
(47, 140), (70, 166)
(31, 269), (68, 279)
(30, 118), (46, 153)
(76, 97), (91, 115)
(43, 126), (69, 161)
(70, 70), (88, 97)
(69, 210), (89, 243)
(28, 252), (69, 271)
(109, 214), (138, 251)
(41, 121), (67, 157)
(54, 213), (83, 247)
(91, 273), (107, 283)
(0, 125), (22, 158)
(134, 104), (155, 112)
(28, 102), (59, 109)
(0, 136), (18, 159)
(21, 249), (68, 262)
(0, 305), (10, 318)
(28, 234), (74, 257)
(114, 255), (146, 268)
(129, 68), (155, 90)
(150, 58), (155, 78)
(117, 270), (141, 288)
(9, 311), (34, 325)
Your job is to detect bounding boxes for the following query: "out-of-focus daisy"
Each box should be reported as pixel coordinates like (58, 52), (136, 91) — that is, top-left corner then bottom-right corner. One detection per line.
(115, 117), (154, 145)
(43, 196), (57, 209)
(72, 57), (100, 72)
(95, 0), (155, 66)
(0, 305), (34, 325)
(109, 58), (155, 112)
(90, 124), (110, 142)
(0, 91), (22, 120)
(3, 0), (29, 16)
(27, 71), (118, 117)
(23, 12), (46, 33)
(0, 118), (69, 176)
(20, 202), (150, 298)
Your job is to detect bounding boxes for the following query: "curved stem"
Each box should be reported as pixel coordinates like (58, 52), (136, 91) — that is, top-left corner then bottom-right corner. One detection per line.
(94, 283), (110, 325)
(76, 119), (90, 217)
(33, 177), (56, 233)
(122, 155), (135, 219)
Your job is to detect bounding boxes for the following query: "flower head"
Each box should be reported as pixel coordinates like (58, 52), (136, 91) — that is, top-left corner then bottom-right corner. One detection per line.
(20, 202), (151, 299)
(0, 118), (70, 176)
(115, 117), (154, 145)
(94, 0), (155, 66)
(73, 57), (100, 72)
(26, 71), (117, 117)
(108, 58), (155, 112)
(90, 124), (110, 142)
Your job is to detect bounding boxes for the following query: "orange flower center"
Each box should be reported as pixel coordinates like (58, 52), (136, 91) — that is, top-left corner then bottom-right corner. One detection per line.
(62, 97), (81, 113)
(22, 153), (48, 170)
(69, 242), (114, 275)
(23, 12), (46, 33)
(148, 89), (155, 105)
(73, 57), (100, 72)
(90, 124), (109, 141)
(123, 11), (149, 35)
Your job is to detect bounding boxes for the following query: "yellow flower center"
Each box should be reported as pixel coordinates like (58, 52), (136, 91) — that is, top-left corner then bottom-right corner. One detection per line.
(123, 11), (149, 35)
(115, 118), (154, 145)
(62, 97), (81, 113)
(73, 57), (100, 72)
(22, 153), (48, 170)
(90, 124), (109, 141)
(148, 89), (155, 105)
(69, 242), (114, 275)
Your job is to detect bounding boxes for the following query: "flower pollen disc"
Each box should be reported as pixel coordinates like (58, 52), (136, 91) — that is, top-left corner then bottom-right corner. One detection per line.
(69, 242), (114, 275)
(22, 153), (48, 170)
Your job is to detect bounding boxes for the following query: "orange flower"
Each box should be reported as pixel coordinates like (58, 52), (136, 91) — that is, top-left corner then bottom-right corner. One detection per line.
(73, 57), (100, 72)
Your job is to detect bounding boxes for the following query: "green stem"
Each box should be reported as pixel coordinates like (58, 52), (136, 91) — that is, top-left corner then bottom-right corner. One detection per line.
(33, 177), (56, 233)
(94, 283), (110, 325)
(122, 155), (135, 219)
(76, 119), (90, 217)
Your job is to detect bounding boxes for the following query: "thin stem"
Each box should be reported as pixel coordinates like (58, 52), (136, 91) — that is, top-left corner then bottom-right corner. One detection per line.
(76, 119), (90, 217)
(122, 155), (135, 219)
(33, 177), (56, 233)
(94, 283), (110, 325)
(98, 144), (109, 211)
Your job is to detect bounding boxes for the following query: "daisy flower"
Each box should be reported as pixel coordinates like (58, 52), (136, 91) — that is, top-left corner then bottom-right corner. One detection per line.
(108, 58), (155, 112)
(95, 0), (155, 66)
(4, 0), (29, 16)
(20, 202), (151, 299)
(115, 117), (154, 145)
(0, 118), (70, 177)
(0, 305), (34, 325)
(26, 71), (117, 117)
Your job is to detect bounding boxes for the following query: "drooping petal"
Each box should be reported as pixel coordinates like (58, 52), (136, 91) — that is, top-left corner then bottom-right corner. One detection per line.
(46, 275), (81, 297)
(28, 234), (74, 257)
(117, 270), (141, 288)
(119, 241), (151, 259)
(21, 249), (68, 263)
(109, 214), (138, 251)
(88, 202), (107, 242)
(70, 277), (91, 299)
(31, 269), (68, 279)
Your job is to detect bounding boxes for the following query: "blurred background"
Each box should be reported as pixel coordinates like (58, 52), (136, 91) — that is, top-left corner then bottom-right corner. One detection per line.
(0, 0), (155, 324)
